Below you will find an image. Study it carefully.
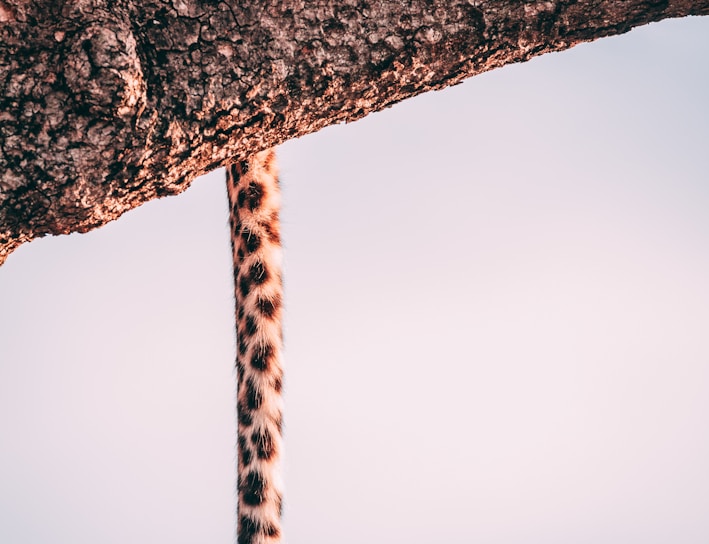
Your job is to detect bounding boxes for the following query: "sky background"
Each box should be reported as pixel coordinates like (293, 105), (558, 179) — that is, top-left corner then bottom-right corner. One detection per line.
(1, 15), (709, 544)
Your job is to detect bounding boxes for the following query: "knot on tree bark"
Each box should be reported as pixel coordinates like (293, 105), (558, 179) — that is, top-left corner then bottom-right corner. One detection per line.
(0, 5), (151, 263)
(64, 22), (146, 122)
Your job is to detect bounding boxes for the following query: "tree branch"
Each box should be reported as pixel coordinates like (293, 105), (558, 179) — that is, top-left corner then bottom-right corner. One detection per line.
(1, 0), (707, 264)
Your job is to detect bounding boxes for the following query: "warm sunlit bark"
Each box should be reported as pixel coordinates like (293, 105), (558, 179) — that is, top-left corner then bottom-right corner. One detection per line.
(1, 0), (707, 264)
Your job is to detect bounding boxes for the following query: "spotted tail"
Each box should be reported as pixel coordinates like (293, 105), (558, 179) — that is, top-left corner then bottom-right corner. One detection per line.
(226, 149), (284, 544)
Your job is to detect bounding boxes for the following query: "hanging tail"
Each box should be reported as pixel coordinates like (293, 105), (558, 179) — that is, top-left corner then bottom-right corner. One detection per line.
(226, 149), (284, 544)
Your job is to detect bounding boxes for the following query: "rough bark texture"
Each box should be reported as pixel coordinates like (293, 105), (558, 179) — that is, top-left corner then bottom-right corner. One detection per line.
(0, 0), (707, 264)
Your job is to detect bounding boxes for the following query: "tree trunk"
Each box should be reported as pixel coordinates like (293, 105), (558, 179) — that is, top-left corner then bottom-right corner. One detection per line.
(0, 0), (707, 265)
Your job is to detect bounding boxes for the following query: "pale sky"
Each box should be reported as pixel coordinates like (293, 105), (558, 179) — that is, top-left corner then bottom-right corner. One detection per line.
(1, 16), (708, 544)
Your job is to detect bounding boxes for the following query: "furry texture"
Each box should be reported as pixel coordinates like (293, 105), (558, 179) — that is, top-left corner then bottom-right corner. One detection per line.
(226, 149), (284, 544)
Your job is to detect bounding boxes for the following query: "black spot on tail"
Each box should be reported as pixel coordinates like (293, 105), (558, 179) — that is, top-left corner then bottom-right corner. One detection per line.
(239, 274), (251, 298)
(256, 295), (280, 318)
(252, 427), (276, 460)
(244, 315), (257, 337)
(249, 261), (268, 285)
(238, 515), (257, 544)
(262, 215), (281, 244)
(237, 334), (247, 357)
(265, 522), (279, 537)
(237, 398), (253, 427)
(246, 377), (262, 410)
(238, 435), (253, 466)
(228, 164), (241, 185)
(237, 515), (279, 544)
(241, 470), (266, 506)
(241, 228), (261, 253)
(245, 181), (264, 211)
(251, 342), (273, 371)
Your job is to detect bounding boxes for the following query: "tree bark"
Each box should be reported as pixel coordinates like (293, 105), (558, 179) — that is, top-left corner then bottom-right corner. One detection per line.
(0, 0), (707, 265)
